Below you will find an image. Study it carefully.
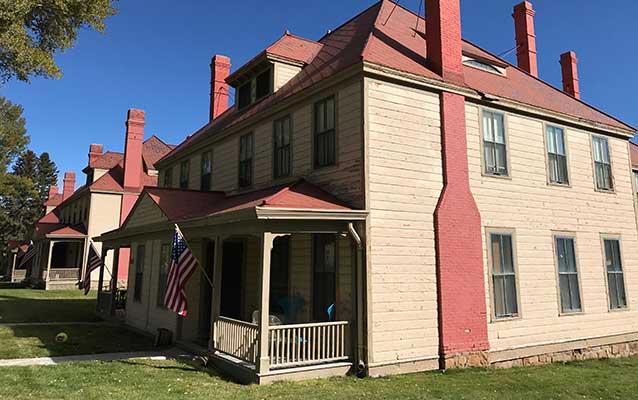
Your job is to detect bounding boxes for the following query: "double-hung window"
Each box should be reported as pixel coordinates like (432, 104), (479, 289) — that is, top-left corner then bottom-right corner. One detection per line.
(555, 236), (581, 313)
(546, 125), (569, 184)
(133, 245), (145, 302)
(179, 160), (190, 189)
(592, 136), (613, 191)
(314, 96), (336, 168)
(157, 244), (171, 307)
(273, 116), (292, 179)
(200, 151), (212, 191)
(163, 167), (173, 188)
(483, 110), (508, 176)
(490, 232), (518, 318)
(604, 239), (627, 310)
(239, 133), (254, 188)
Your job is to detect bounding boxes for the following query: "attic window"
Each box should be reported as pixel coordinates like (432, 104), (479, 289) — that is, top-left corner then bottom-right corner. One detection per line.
(238, 83), (252, 110)
(255, 69), (272, 100)
(235, 65), (274, 111)
(464, 58), (502, 74)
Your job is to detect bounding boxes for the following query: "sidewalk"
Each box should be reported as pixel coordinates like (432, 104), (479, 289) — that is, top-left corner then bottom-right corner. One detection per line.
(0, 347), (192, 367)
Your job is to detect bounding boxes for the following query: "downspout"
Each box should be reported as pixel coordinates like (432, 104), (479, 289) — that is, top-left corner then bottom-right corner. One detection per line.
(348, 222), (366, 376)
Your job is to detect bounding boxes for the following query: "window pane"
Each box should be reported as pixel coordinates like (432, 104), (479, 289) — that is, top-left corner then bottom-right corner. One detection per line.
(491, 234), (503, 274)
(326, 97), (335, 130)
(495, 144), (508, 174)
(493, 276), (506, 317)
(484, 143), (496, 172)
(504, 275), (518, 315)
(568, 274), (581, 311)
(483, 113), (494, 141)
(256, 69), (271, 99)
(555, 128), (566, 155)
(615, 274), (627, 308)
(546, 128), (557, 154)
(493, 114), (505, 144)
(238, 83), (251, 110)
(501, 235), (514, 273)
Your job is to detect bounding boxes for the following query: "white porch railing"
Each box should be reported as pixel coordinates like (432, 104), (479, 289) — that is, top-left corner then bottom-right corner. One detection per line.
(44, 268), (79, 281)
(214, 317), (259, 364)
(11, 269), (26, 282)
(269, 321), (349, 369)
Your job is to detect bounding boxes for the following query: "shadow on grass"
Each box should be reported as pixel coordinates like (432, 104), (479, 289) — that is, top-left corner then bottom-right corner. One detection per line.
(0, 282), (25, 290)
(0, 324), (159, 359)
(116, 357), (230, 381)
(0, 294), (100, 323)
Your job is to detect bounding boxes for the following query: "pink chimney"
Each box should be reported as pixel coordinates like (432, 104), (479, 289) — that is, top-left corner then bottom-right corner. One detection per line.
(560, 51), (580, 99)
(123, 109), (145, 191)
(209, 55), (231, 121)
(63, 172), (75, 200)
(48, 185), (59, 200)
(513, 1), (538, 77)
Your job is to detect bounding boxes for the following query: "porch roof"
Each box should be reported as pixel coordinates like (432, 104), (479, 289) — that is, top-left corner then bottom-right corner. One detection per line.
(97, 180), (367, 243)
(34, 222), (87, 239)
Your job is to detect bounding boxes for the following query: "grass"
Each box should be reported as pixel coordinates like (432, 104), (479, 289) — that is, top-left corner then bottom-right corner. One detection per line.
(0, 324), (157, 359)
(0, 288), (99, 323)
(0, 357), (637, 400)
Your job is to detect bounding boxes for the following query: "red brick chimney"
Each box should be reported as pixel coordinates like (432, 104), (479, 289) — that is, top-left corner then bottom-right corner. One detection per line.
(88, 143), (104, 166)
(63, 172), (75, 200)
(123, 109), (145, 190)
(426, 0), (463, 84)
(428, 0), (490, 367)
(48, 186), (59, 200)
(513, 1), (538, 77)
(209, 55), (231, 121)
(560, 51), (580, 99)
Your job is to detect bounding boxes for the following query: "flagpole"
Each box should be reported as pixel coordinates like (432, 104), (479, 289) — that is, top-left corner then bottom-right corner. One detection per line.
(174, 224), (214, 289)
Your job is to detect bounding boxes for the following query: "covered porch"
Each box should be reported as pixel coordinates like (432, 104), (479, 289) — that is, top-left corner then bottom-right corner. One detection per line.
(96, 181), (367, 384)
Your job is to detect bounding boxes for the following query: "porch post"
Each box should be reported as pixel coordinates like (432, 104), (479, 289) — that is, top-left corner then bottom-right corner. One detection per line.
(211, 235), (225, 349)
(97, 247), (109, 294)
(45, 240), (54, 289)
(79, 237), (89, 287)
(9, 252), (16, 282)
(109, 247), (120, 316)
(257, 231), (275, 374)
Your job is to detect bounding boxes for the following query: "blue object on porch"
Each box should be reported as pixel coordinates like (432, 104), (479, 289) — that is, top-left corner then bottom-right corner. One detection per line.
(327, 303), (335, 321)
(279, 295), (305, 323)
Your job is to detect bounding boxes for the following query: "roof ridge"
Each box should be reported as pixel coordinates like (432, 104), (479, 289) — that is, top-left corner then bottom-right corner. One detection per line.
(462, 40), (634, 132)
(318, 0), (383, 43)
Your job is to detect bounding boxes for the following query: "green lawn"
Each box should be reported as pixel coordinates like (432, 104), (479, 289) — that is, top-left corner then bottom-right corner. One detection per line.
(0, 324), (156, 359)
(0, 288), (100, 323)
(0, 357), (637, 400)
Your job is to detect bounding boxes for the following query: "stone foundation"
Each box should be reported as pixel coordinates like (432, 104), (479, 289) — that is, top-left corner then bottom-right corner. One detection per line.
(442, 350), (489, 369)
(490, 340), (638, 369)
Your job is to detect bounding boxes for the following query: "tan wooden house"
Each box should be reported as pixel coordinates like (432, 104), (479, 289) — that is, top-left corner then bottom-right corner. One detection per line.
(96, 0), (638, 384)
(29, 110), (173, 290)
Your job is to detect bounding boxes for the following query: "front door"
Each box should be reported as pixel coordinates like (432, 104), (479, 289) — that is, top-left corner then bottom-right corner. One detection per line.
(220, 241), (244, 320)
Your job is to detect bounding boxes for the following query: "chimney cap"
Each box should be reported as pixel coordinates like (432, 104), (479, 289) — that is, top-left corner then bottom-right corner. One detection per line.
(513, 1), (535, 15)
(64, 172), (76, 179)
(127, 109), (145, 121)
(89, 144), (104, 154)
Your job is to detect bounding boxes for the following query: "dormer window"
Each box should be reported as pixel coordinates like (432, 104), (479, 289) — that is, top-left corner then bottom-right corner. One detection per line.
(462, 56), (506, 76)
(232, 65), (274, 111)
(255, 69), (272, 100)
(238, 83), (252, 110)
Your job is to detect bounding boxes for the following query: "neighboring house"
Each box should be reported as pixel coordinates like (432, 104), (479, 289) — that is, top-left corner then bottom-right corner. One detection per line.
(96, 0), (638, 384)
(4, 241), (29, 283)
(31, 110), (173, 290)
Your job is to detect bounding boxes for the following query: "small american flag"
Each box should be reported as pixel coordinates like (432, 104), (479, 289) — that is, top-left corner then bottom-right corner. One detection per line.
(82, 242), (102, 295)
(164, 226), (199, 316)
(18, 241), (35, 268)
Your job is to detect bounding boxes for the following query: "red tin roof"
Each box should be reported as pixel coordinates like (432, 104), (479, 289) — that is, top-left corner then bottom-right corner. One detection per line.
(162, 0), (633, 164)
(137, 180), (352, 223)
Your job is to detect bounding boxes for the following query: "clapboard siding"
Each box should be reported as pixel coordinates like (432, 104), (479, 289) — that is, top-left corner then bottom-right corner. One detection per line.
(466, 103), (638, 352)
(125, 195), (167, 228)
(274, 63), (301, 91)
(162, 79), (363, 208)
(365, 77), (442, 364)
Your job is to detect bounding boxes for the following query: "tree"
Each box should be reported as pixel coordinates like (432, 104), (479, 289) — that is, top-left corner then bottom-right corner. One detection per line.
(0, 0), (118, 83)
(12, 149), (38, 177)
(0, 97), (28, 171)
(0, 173), (37, 245)
(36, 152), (58, 204)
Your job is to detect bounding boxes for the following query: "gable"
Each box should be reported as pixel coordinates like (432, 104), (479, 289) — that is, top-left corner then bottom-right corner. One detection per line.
(125, 194), (168, 229)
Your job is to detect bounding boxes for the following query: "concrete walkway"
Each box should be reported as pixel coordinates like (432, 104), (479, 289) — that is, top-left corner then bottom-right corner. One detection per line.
(0, 347), (192, 367)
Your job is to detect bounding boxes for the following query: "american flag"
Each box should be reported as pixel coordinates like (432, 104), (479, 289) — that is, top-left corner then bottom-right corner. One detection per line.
(164, 226), (199, 316)
(18, 241), (35, 268)
(82, 242), (102, 295)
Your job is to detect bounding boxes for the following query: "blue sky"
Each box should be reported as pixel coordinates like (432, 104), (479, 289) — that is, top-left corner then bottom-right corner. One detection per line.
(2, 0), (637, 186)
